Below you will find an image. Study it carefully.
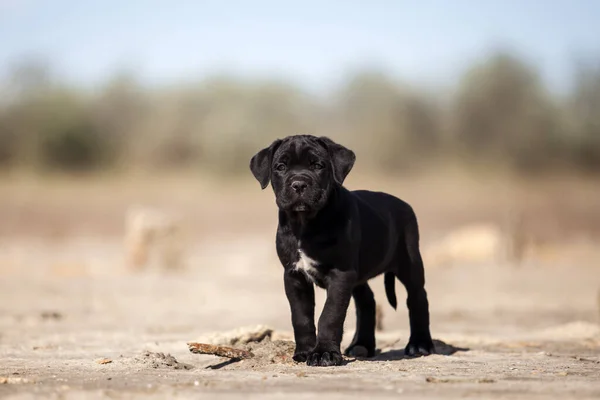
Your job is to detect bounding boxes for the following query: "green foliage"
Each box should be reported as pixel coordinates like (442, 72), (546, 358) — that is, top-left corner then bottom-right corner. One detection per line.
(1, 51), (600, 175)
(567, 64), (600, 171)
(0, 112), (18, 165)
(452, 53), (561, 172)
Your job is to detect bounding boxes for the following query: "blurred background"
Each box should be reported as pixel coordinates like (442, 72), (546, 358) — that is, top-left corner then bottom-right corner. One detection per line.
(2, 0), (600, 253)
(2, 0), (600, 177)
(1, 0), (599, 371)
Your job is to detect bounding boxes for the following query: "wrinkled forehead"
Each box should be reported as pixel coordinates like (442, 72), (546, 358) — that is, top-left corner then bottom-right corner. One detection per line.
(273, 137), (328, 162)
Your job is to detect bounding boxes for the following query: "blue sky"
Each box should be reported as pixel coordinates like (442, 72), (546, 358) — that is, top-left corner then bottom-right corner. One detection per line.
(1, 0), (599, 92)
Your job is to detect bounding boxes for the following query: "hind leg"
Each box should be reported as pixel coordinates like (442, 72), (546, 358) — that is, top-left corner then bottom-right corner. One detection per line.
(396, 213), (435, 356)
(344, 283), (377, 357)
(398, 251), (434, 356)
(401, 281), (434, 356)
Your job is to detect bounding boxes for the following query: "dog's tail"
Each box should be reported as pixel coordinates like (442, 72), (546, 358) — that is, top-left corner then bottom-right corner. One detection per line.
(384, 272), (397, 310)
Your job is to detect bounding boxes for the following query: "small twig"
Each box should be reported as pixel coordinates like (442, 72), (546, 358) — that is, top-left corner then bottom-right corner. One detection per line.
(187, 342), (253, 359)
(571, 355), (600, 363)
(426, 377), (496, 384)
(545, 353), (600, 364)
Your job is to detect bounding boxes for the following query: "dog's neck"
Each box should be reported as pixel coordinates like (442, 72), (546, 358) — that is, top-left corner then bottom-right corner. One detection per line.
(280, 185), (345, 238)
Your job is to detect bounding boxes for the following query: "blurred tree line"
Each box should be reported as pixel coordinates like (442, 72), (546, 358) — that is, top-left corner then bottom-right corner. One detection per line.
(1, 51), (599, 176)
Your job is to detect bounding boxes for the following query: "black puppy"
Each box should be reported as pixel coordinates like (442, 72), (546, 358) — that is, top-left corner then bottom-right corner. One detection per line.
(249, 135), (434, 367)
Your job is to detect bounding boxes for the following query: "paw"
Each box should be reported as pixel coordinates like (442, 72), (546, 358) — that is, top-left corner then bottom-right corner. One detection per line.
(404, 336), (435, 357)
(306, 347), (343, 367)
(344, 343), (376, 358)
(292, 350), (309, 363)
(293, 340), (317, 363)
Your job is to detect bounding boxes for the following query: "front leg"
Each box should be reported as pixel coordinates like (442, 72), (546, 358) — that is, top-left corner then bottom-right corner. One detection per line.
(308, 270), (356, 367)
(283, 270), (316, 362)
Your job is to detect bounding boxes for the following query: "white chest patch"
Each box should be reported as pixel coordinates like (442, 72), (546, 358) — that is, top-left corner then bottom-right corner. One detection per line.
(294, 249), (319, 281)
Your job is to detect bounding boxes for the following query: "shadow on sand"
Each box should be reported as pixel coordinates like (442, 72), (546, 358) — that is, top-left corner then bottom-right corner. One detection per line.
(370, 339), (469, 362)
(205, 339), (468, 369)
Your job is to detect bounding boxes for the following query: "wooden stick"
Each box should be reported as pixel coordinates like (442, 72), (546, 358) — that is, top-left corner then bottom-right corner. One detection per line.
(187, 342), (253, 359)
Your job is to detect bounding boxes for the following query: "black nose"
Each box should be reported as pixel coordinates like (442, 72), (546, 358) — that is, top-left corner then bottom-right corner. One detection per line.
(291, 180), (308, 193)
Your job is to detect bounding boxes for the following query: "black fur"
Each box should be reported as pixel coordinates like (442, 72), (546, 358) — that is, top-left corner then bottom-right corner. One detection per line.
(250, 135), (434, 367)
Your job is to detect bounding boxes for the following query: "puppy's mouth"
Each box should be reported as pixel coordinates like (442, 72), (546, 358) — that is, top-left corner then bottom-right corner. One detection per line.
(293, 203), (309, 212)
(287, 189), (327, 213)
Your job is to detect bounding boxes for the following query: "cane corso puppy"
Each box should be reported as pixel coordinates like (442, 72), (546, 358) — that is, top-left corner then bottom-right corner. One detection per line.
(249, 135), (434, 367)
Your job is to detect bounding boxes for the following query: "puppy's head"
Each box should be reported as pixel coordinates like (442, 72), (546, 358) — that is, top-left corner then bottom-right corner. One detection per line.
(250, 135), (355, 215)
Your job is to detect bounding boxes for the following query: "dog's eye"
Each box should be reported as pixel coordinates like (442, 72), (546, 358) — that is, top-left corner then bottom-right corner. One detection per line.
(312, 162), (324, 170)
(275, 164), (286, 171)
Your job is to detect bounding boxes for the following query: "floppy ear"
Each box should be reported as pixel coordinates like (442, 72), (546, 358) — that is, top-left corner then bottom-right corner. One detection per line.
(317, 137), (356, 185)
(249, 139), (282, 189)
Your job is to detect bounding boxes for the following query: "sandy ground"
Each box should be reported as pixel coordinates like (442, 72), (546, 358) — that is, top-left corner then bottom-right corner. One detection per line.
(1, 234), (599, 399)
(1, 176), (600, 399)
